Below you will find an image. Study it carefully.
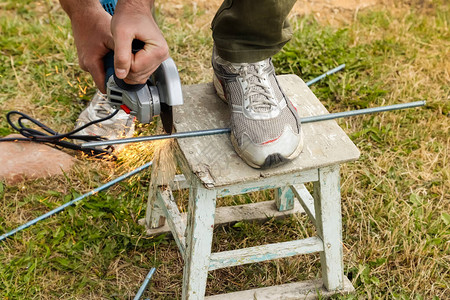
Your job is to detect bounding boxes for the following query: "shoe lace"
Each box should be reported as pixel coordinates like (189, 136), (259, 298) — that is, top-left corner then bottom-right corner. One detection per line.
(239, 63), (277, 113)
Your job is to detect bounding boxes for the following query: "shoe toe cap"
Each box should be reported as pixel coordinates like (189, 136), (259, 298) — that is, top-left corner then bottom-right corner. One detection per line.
(235, 125), (303, 169)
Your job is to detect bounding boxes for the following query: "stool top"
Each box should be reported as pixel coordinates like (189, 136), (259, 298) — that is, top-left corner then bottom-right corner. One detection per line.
(174, 75), (360, 188)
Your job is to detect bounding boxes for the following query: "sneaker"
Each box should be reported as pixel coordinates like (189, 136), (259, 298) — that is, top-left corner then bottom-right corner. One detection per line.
(74, 91), (135, 151)
(212, 49), (303, 169)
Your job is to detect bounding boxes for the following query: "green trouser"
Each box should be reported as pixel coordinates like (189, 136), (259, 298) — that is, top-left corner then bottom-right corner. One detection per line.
(211, 0), (296, 63)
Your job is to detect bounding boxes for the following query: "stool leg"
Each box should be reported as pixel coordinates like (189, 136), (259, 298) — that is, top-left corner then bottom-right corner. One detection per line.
(314, 165), (344, 291)
(275, 186), (295, 211)
(182, 182), (217, 299)
(145, 184), (166, 228)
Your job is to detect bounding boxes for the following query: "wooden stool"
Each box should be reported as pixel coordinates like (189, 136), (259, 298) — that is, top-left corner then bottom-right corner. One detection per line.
(143, 75), (360, 299)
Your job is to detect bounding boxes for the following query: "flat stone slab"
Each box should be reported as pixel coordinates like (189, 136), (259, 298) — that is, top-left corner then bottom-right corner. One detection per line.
(0, 135), (76, 184)
(174, 75), (360, 188)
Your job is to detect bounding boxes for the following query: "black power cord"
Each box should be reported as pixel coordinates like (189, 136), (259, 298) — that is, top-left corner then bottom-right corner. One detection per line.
(0, 110), (120, 159)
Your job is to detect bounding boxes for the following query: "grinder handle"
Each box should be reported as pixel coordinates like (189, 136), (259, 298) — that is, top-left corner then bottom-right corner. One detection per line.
(103, 40), (147, 92)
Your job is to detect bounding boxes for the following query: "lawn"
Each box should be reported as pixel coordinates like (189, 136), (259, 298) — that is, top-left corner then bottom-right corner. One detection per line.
(0, 0), (448, 299)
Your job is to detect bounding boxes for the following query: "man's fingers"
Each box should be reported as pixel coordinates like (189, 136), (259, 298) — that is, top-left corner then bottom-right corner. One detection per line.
(113, 29), (133, 79)
(88, 60), (107, 94)
(123, 46), (169, 83)
(110, 4), (169, 84)
(91, 71), (107, 94)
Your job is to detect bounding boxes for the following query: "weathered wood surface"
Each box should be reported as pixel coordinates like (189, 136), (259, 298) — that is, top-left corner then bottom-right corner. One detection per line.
(216, 168), (318, 196)
(174, 75), (360, 188)
(314, 165), (344, 290)
(145, 187), (166, 229)
(141, 200), (305, 236)
(291, 183), (317, 225)
(276, 186), (296, 211)
(209, 237), (323, 271)
(205, 277), (355, 300)
(156, 189), (186, 256)
(169, 169), (318, 195)
(182, 183), (217, 299)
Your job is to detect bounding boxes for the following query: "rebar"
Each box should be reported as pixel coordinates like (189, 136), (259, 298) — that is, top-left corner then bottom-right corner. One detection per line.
(134, 267), (157, 300)
(0, 161), (153, 242)
(305, 64), (346, 86)
(300, 100), (426, 123)
(82, 101), (426, 148)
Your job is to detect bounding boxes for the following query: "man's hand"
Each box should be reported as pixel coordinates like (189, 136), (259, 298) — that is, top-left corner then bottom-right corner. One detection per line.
(112, 0), (169, 85)
(60, 0), (114, 93)
(60, 0), (169, 92)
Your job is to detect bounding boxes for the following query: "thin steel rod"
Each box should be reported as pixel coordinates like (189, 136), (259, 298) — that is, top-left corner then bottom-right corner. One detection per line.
(134, 267), (157, 300)
(83, 101), (426, 148)
(84, 128), (232, 147)
(306, 64), (346, 86)
(0, 161), (153, 242)
(301, 100), (426, 123)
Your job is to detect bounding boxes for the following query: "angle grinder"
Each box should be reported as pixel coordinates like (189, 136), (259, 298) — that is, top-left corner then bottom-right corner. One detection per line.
(101, 0), (183, 133)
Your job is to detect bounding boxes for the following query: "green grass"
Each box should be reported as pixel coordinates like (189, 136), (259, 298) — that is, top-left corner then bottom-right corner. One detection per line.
(1, 0), (449, 299)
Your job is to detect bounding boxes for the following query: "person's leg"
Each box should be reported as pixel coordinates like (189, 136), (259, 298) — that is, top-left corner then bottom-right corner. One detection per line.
(211, 0), (303, 169)
(212, 0), (296, 63)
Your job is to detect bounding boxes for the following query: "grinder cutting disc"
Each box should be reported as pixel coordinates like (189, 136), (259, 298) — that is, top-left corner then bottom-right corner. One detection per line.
(153, 58), (183, 134)
(160, 103), (173, 134)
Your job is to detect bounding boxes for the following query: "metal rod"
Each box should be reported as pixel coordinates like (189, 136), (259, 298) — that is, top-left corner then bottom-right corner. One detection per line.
(301, 100), (426, 123)
(84, 128), (231, 147)
(83, 101), (426, 148)
(0, 161), (153, 242)
(134, 267), (157, 300)
(306, 64), (346, 86)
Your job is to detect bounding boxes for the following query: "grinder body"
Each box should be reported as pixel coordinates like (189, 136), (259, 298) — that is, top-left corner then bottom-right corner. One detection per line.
(100, 0), (183, 132)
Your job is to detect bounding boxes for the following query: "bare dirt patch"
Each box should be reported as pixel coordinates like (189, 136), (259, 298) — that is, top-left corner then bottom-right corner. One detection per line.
(292, 0), (380, 23)
(159, 0), (386, 29)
